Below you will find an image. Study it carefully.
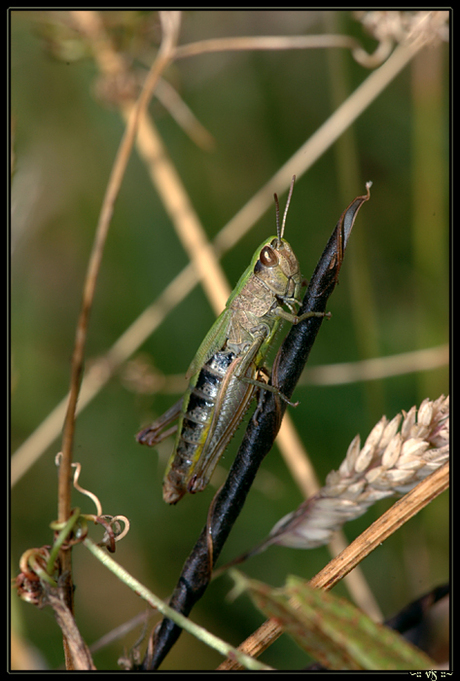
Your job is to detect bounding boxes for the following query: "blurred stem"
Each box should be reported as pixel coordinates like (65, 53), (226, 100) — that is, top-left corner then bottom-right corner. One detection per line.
(56, 10), (181, 668)
(325, 11), (384, 422)
(411, 46), (448, 399)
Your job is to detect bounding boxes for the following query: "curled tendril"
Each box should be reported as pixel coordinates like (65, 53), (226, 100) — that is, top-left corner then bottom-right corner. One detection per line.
(106, 515), (130, 542)
(95, 515), (130, 552)
(53, 456), (130, 551)
(15, 571), (44, 605)
(72, 460), (103, 517)
(16, 462), (132, 605)
(15, 546), (57, 603)
(55, 455), (104, 516)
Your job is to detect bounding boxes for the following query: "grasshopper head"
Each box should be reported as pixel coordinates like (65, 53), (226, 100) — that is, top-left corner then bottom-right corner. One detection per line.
(252, 175), (303, 299)
(253, 237), (302, 298)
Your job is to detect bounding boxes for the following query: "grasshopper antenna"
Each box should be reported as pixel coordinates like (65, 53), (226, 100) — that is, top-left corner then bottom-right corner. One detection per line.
(282, 175), (296, 239)
(274, 175), (296, 245)
(274, 192), (281, 243)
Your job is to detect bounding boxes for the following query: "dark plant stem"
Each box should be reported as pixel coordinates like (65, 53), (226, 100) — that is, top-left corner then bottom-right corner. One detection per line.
(142, 184), (371, 670)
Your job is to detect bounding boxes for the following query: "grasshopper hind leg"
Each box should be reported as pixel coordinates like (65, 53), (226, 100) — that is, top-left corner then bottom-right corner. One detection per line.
(136, 397), (182, 446)
(137, 423), (178, 447)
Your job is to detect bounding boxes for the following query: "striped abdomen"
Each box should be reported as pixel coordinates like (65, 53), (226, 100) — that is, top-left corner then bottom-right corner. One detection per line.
(163, 348), (254, 504)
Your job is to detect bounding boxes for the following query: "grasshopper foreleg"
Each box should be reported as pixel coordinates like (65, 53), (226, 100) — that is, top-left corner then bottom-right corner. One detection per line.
(276, 308), (331, 325)
(296, 310), (331, 324)
(136, 397), (182, 447)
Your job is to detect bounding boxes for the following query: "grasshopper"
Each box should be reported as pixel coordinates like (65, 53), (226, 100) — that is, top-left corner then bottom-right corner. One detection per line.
(137, 177), (329, 504)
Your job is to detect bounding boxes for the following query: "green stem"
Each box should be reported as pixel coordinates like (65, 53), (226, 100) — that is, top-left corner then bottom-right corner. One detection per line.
(47, 508), (82, 574)
(83, 537), (272, 671)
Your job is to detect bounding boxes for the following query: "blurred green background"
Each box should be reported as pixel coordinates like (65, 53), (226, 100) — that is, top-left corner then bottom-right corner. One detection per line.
(11, 10), (449, 671)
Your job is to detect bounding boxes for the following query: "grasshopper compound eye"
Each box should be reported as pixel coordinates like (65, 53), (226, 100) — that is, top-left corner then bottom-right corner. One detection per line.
(259, 245), (279, 268)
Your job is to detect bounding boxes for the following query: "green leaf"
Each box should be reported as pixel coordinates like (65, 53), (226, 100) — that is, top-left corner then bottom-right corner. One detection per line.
(232, 571), (436, 670)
